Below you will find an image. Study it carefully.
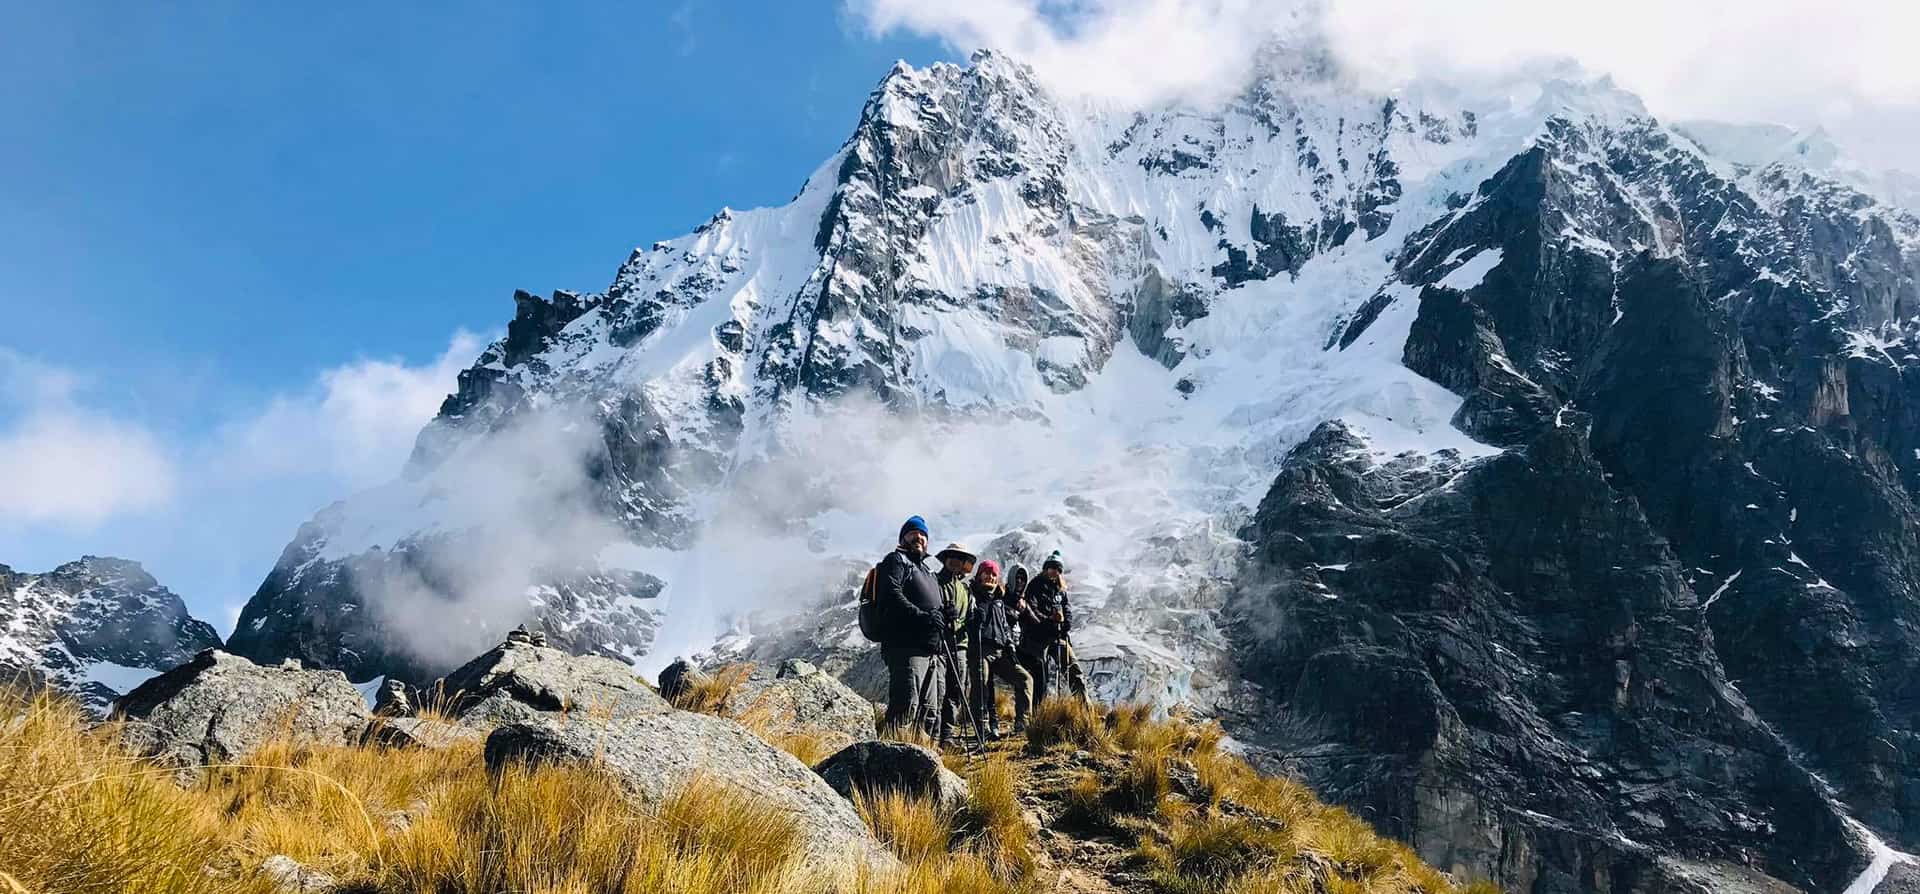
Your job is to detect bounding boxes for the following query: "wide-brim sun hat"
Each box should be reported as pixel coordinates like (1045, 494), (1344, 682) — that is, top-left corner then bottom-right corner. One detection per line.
(935, 542), (977, 562)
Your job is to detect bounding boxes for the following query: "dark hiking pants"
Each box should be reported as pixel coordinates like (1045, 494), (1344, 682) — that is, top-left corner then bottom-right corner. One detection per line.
(882, 646), (942, 738)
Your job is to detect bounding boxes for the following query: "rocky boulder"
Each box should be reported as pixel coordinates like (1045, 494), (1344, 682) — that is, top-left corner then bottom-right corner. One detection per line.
(372, 678), (412, 717)
(483, 711), (895, 876)
(656, 657), (707, 703)
(721, 659), (876, 753)
(112, 650), (371, 773)
(813, 740), (969, 814)
(435, 634), (668, 730)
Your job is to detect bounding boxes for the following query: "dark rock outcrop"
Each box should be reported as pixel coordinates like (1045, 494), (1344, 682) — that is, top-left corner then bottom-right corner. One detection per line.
(656, 657), (708, 703)
(813, 740), (970, 815)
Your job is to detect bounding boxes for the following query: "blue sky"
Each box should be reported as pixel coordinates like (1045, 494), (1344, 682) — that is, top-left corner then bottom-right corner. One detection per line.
(0, 2), (946, 626)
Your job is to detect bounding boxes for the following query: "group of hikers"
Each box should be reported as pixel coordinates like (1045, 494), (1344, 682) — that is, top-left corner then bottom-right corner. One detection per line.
(859, 514), (1087, 746)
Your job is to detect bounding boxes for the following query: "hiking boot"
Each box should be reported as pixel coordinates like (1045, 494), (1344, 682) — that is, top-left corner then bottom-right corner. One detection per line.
(1011, 719), (1028, 735)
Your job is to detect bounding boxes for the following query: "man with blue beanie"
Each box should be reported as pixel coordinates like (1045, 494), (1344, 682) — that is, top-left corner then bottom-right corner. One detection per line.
(874, 515), (953, 736)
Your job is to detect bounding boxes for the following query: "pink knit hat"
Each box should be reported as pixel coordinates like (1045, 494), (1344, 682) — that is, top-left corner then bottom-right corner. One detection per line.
(975, 559), (1001, 579)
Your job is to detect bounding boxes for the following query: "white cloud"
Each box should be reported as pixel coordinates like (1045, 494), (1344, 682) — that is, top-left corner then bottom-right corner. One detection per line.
(849, 0), (1305, 106)
(0, 331), (480, 536)
(848, 0), (1920, 172)
(0, 349), (178, 528)
(216, 331), (483, 489)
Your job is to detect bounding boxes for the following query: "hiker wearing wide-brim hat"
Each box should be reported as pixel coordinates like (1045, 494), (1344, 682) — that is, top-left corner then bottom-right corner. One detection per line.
(936, 542), (978, 563)
(933, 543), (979, 747)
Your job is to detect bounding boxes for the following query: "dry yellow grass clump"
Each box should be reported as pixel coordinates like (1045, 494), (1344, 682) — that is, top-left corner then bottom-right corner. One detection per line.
(1024, 697), (1499, 894)
(667, 661), (756, 715)
(0, 684), (1496, 894)
(0, 691), (947, 894)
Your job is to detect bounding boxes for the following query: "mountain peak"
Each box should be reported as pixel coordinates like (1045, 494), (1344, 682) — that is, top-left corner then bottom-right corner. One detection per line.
(0, 557), (221, 714)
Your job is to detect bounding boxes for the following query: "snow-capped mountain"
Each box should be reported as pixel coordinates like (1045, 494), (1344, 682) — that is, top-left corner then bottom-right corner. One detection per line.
(227, 44), (1920, 893)
(1677, 119), (1920, 212)
(0, 557), (222, 714)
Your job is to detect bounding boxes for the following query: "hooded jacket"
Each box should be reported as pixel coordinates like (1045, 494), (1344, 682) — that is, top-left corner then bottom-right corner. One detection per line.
(975, 580), (1017, 650)
(1017, 573), (1072, 653)
(876, 548), (946, 653)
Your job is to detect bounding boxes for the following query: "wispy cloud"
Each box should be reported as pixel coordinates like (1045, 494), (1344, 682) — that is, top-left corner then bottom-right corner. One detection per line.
(847, 0), (1920, 172)
(213, 331), (483, 490)
(1, 332), (481, 534)
(0, 349), (177, 528)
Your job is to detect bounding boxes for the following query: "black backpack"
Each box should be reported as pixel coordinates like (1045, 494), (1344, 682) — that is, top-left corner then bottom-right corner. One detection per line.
(857, 563), (885, 642)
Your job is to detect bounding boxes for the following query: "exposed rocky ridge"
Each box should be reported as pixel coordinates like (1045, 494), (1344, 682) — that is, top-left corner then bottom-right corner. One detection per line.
(1233, 104), (1920, 891)
(219, 46), (1920, 894)
(0, 556), (222, 714)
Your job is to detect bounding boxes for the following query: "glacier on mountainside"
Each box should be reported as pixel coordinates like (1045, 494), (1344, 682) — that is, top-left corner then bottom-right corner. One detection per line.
(230, 44), (1920, 713)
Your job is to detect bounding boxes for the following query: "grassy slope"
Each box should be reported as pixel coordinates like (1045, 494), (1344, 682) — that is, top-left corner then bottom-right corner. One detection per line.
(0, 682), (1496, 894)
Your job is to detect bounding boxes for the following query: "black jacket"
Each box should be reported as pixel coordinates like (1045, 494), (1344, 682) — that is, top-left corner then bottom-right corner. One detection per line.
(974, 581), (1016, 650)
(876, 548), (945, 653)
(1017, 575), (1072, 653)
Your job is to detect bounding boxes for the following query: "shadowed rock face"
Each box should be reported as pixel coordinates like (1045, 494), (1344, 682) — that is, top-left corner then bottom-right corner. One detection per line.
(813, 739), (970, 815)
(1226, 422), (1855, 893)
(1241, 113), (1920, 892)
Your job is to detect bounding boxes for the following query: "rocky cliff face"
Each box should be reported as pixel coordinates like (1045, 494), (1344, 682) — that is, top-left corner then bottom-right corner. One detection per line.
(0, 557), (223, 714)
(225, 44), (1920, 892)
(1226, 104), (1920, 892)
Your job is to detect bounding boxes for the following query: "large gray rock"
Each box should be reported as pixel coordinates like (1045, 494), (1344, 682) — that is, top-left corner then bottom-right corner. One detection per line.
(113, 649), (371, 772)
(813, 740), (969, 815)
(721, 658), (876, 753)
(484, 712), (895, 877)
(436, 638), (667, 730)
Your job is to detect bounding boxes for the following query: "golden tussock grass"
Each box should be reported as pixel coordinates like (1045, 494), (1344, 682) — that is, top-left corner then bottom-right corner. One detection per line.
(1023, 697), (1111, 752)
(668, 661), (755, 715)
(768, 730), (836, 767)
(2, 683), (1493, 894)
(0, 692), (849, 894)
(958, 757), (1036, 882)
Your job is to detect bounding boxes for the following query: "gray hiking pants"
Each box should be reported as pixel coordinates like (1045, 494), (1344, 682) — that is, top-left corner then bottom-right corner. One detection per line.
(882, 647), (943, 738)
(974, 642), (1032, 727)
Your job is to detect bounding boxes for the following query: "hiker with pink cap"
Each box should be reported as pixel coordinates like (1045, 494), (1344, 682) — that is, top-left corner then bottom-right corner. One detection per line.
(968, 559), (1032, 738)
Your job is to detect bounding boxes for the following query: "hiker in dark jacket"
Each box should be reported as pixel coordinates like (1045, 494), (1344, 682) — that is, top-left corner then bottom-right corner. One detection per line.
(934, 542), (978, 746)
(1017, 550), (1079, 705)
(877, 515), (953, 737)
(970, 560), (1032, 737)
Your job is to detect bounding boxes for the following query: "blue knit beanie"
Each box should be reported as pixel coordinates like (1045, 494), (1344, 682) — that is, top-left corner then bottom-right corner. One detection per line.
(900, 515), (929, 540)
(1042, 550), (1065, 571)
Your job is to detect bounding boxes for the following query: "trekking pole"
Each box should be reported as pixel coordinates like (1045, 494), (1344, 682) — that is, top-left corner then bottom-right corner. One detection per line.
(940, 635), (985, 756)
